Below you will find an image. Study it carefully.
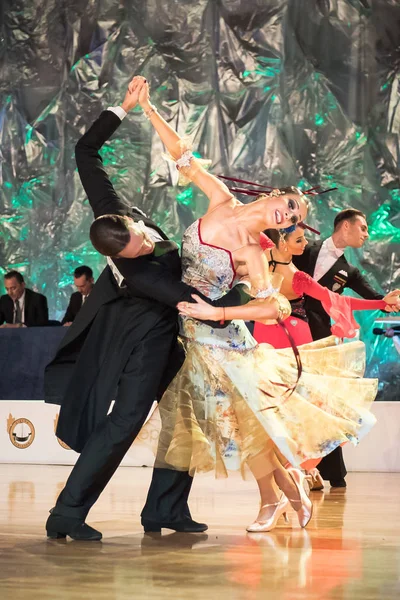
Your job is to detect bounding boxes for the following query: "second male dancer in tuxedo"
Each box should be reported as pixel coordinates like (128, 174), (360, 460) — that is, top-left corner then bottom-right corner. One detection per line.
(293, 208), (384, 488)
(44, 77), (252, 540)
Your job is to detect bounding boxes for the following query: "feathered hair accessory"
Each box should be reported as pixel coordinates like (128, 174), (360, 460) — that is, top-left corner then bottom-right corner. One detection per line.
(217, 175), (338, 236)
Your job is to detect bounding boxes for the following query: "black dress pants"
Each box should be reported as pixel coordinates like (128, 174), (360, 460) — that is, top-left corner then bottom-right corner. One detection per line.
(318, 447), (347, 483)
(141, 468), (193, 522)
(308, 310), (347, 483)
(54, 323), (183, 520)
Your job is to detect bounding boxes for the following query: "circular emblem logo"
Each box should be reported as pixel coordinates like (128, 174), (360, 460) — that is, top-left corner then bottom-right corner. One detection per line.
(54, 414), (71, 450)
(57, 437), (71, 450)
(9, 418), (35, 449)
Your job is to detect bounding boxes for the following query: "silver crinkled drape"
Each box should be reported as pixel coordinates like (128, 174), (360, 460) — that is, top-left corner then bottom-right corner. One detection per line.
(0, 1), (399, 397)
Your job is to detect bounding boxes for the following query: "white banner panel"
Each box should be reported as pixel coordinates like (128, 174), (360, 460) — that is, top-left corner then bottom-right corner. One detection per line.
(1, 400), (399, 472)
(0, 401), (157, 467)
(343, 401), (400, 472)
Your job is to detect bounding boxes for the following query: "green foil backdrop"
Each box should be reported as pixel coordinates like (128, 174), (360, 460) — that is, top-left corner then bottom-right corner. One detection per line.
(0, 1), (399, 396)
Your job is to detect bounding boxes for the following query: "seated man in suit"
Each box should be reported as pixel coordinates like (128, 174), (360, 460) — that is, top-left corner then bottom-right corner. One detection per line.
(44, 77), (260, 541)
(0, 270), (48, 327)
(62, 266), (95, 326)
(293, 208), (384, 488)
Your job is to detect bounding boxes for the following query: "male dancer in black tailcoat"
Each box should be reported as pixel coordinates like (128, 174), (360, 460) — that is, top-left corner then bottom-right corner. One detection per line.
(44, 78), (251, 540)
(293, 208), (385, 488)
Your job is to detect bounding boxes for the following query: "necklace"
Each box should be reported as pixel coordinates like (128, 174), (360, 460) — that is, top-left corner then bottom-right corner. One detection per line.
(269, 250), (292, 272)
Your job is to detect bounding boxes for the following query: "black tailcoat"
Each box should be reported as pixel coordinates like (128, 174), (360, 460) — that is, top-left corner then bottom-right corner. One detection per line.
(44, 110), (250, 453)
(293, 240), (383, 340)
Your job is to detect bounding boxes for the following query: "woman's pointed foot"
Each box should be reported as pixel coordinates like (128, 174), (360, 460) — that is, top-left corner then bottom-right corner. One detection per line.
(246, 495), (290, 533)
(287, 468), (313, 528)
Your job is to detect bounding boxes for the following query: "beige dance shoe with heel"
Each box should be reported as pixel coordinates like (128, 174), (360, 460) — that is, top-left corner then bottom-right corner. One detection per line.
(287, 468), (313, 528)
(246, 494), (290, 533)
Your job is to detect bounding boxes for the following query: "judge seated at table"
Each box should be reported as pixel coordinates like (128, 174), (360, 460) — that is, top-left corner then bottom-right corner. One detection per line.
(61, 265), (95, 326)
(0, 270), (48, 327)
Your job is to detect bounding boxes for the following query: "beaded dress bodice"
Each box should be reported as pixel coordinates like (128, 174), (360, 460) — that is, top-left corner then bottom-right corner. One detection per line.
(181, 220), (236, 298)
(179, 220), (256, 350)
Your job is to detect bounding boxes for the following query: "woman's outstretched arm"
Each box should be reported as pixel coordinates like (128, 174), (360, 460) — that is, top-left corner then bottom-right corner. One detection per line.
(292, 271), (400, 338)
(177, 293), (290, 323)
(292, 271), (399, 312)
(130, 76), (233, 210)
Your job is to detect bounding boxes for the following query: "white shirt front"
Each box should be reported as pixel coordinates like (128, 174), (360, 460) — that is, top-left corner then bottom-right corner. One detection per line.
(313, 237), (345, 282)
(13, 291), (26, 324)
(107, 257), (125, 288)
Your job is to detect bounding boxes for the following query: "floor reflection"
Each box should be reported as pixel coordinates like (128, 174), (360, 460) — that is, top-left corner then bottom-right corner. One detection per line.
(1, 468), (400, 600)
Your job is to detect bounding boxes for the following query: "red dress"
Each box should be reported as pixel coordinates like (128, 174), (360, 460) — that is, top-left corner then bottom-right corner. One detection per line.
(253, 250), (386, 471)
(253, 298), (313, 348)
(255, 233), (313, 348)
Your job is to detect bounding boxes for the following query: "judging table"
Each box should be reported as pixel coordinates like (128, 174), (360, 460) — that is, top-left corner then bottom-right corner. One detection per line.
(1, 318), (399, 401)
(0, 327), (66, 400)
(0, 326), (157, 467)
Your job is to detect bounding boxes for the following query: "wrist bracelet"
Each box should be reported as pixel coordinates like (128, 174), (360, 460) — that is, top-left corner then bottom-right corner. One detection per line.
(144, 105), (157, 120)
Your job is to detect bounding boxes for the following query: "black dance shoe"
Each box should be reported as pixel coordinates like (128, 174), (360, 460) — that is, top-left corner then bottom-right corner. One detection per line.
(46, 511), (102, 541)
(141, 517), (208, 533)
(330, 479), (347, 488)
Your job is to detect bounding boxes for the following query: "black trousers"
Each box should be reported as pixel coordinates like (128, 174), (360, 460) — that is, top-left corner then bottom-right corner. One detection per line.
(318, 446), (347, 483)
(141, 468), (193, 523)
(308, 310), (347, 483)
(54, 324), (190, 521)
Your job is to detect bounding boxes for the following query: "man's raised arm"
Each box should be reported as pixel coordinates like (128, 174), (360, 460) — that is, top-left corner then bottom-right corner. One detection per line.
(75, 85), (142, 219)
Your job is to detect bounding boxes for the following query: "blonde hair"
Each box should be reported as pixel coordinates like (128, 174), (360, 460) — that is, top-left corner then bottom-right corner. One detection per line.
(255, 186), (303, 202)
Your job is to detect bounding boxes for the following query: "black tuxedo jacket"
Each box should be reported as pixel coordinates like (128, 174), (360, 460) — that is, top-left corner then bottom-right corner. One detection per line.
(61, 291), (83, 325)
(0, 288), (48, 327)
(293, 240), (383, 340)
(45, 110), (250, 451)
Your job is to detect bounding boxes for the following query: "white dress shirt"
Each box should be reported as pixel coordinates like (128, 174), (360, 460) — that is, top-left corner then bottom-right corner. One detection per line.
(13, 291), (26, 324)
(107, 258), (125, 288)
(313, 237), (345, 282)
(107, 106), (127, 121)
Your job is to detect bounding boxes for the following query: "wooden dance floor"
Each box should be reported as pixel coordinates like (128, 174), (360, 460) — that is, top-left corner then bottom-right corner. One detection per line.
(0, 465), (399, 600)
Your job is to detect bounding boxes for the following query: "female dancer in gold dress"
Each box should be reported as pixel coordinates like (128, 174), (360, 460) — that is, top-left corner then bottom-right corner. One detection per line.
(130, 76), (399, 532)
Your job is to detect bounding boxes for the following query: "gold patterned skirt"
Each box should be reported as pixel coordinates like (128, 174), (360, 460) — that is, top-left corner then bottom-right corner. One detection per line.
(146, 318), (377, 479)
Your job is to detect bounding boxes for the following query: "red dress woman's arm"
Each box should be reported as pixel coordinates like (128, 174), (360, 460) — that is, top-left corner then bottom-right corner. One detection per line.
(292, 271), (386, 338)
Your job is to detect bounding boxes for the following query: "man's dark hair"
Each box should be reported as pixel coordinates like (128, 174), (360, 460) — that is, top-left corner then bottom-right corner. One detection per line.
(334, 209), (366, 231)
(89, 215), (131, 257)
(4, 270), (24, 284)
(74, 265), (93, 279)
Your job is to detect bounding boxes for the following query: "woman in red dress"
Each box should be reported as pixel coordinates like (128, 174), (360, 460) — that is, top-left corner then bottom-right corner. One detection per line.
(254, 227), (327, 488)
(254, 227), (313, 348)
